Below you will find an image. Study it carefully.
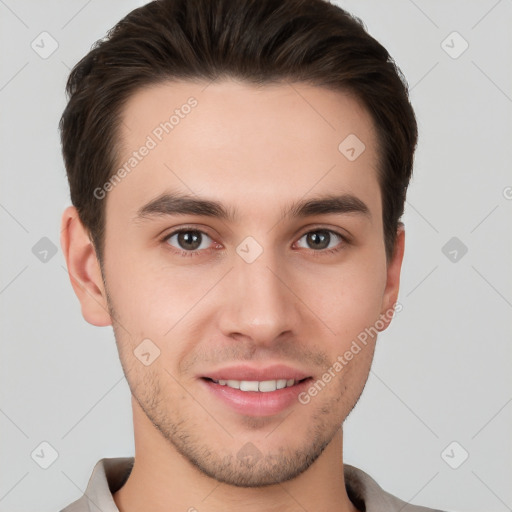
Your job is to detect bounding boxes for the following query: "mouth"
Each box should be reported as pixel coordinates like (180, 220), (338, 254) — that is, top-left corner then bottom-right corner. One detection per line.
(198, 366), (314, 417)
(202, 377), (311, 392)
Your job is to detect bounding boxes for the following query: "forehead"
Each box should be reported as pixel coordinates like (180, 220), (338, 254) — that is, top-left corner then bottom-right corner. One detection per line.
(109, 79), (381, 223)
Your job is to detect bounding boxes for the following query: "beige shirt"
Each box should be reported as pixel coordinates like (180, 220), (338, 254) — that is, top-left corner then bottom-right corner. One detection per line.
(60, 457), (448, 512)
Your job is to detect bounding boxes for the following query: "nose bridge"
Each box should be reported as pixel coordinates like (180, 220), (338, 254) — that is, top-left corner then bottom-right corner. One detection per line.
(219, 241), (297, 343)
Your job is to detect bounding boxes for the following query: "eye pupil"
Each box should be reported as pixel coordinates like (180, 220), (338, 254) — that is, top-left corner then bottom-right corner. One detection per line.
(307, 230), (330, 250)
(178, 231), (202, 250)
(170, 229), (339, 255)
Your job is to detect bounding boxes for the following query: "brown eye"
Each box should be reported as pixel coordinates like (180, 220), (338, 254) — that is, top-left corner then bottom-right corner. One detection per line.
(296, 229), (344, 251)
(165, 230), (213, 252)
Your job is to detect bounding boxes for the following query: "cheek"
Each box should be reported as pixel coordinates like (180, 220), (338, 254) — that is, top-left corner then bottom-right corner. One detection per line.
(105, 230), (387, 348)
(302, 258), (387, 340)
(104, 248), (202, 325)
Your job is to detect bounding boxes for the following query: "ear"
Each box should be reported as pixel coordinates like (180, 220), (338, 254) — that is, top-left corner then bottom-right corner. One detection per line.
(377, 224), (405, 332)
(60, 206), (112, 327)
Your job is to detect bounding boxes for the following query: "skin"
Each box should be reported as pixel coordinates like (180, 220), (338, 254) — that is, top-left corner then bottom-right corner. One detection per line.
(61, 79), (405, 512)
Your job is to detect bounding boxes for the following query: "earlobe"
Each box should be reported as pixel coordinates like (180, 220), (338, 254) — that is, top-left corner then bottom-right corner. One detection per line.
(377, 224), (405, 332)
(60, 206), (112, 327)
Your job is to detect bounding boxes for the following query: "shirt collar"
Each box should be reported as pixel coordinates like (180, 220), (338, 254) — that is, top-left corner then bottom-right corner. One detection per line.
(69, 457), (440, 512)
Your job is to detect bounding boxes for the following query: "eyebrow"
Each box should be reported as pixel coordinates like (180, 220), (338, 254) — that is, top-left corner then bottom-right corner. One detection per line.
(135, 191), (371, 223)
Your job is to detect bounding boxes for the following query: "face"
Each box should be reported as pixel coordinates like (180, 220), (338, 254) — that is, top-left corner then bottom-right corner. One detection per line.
(82, 80), (403, 486)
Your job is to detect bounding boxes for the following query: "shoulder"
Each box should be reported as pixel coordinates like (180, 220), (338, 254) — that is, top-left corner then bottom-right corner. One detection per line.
(344, 464), (451, 512)
(59, 457), (134, 512)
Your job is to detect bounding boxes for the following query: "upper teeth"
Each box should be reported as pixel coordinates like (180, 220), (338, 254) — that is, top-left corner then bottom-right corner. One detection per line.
(212, 379), (296, 392)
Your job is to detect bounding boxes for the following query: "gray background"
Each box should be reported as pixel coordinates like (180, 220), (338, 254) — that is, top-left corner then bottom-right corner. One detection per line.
(1, 1), (511, 511)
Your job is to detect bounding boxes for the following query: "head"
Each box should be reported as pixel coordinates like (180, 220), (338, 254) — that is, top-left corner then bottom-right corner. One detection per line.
(60, 0), (417, 488)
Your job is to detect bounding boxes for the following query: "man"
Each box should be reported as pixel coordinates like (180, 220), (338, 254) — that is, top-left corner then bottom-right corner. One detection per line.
(59, 0), (447, 511)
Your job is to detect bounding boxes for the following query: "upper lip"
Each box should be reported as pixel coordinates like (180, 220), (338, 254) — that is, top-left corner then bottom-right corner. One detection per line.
(201, 364), (311, 382)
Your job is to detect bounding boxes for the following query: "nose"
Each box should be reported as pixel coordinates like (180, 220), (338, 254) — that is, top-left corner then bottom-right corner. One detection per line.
(217, 246), (300, 347)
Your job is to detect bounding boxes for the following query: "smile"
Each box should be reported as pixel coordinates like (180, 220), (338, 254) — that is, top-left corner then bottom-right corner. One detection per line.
(208, 378), (304, 392)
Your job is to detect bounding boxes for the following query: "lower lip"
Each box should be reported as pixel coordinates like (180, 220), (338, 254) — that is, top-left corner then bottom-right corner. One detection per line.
(200, 378), (312, 417)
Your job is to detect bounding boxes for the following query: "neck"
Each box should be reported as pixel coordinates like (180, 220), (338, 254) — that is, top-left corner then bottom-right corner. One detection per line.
(113, 398), (359, 512)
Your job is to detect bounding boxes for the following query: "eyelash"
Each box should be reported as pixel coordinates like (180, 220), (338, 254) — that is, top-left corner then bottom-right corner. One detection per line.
(160, 226), (349, 258)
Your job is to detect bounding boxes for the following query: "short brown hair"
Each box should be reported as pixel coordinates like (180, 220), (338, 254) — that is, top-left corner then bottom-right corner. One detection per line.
(60, 0), (417, 263)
